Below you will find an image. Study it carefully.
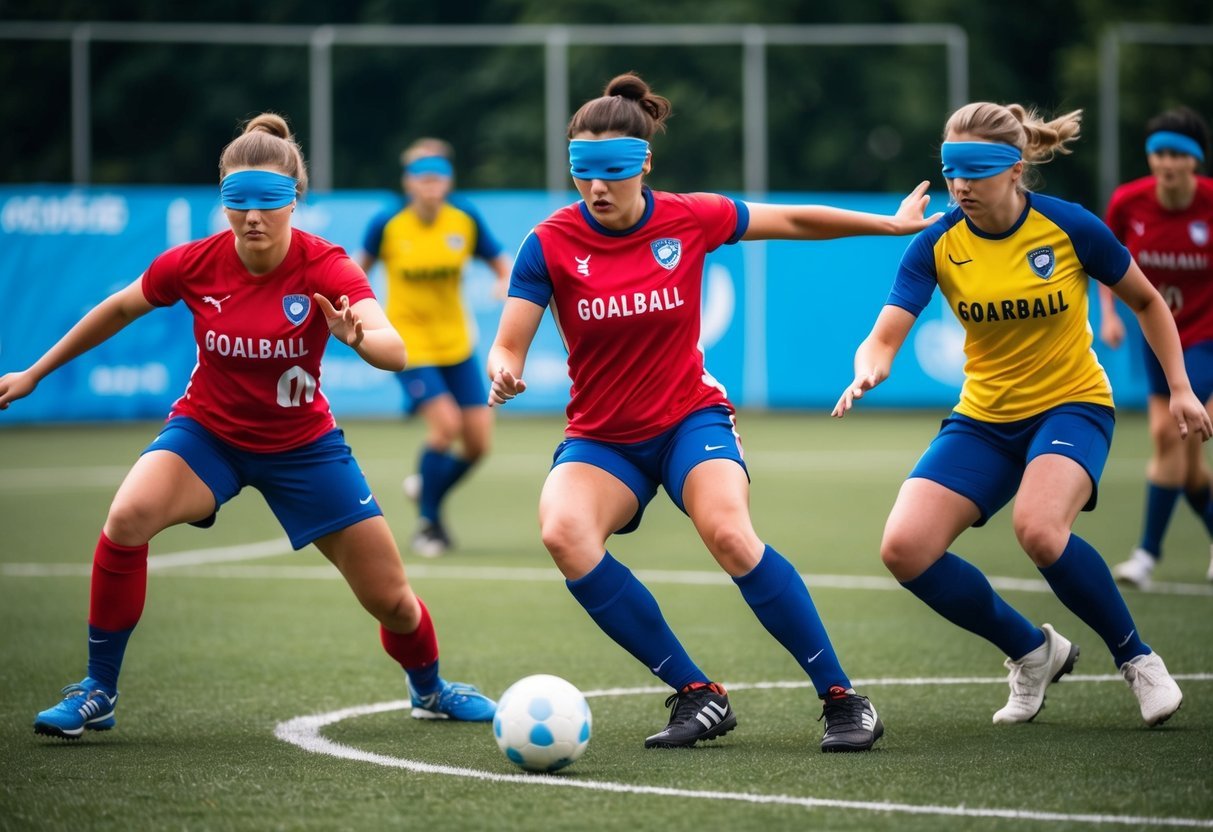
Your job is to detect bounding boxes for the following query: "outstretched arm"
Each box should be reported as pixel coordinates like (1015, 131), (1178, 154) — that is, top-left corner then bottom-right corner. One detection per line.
(1097, 282), (1125, 349)
(313, 294), (406, 372)
(0, 277), (154, 410)
(1112, 262), (1212, 441)
(487, 297), (544, 407)
(831, 305), (917, 418)
(742, 181), (942, 241)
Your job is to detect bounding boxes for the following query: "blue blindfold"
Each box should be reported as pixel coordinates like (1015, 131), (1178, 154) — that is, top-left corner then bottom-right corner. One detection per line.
(941, 141), (1022, 180)
(405, 156), (455, 177)
(1146, 131), (1205, 162)
(569, 137), (649, 181)
(220, 170), (298, 210)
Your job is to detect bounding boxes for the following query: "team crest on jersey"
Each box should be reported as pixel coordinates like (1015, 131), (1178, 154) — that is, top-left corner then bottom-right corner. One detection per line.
(282, 294), (310, 326)
(446, 234), (465, 252)
(1190, 221), (1209, 247)
(651, 238), (682, 270)
(1026, 246), (1056, 279)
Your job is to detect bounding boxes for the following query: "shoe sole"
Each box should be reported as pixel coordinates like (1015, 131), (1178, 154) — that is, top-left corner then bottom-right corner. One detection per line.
(33, 717), (115, 739)
(644, 713), (737, 749)
(1146, 695), (1183, 728)
(821, 721), (885, 753)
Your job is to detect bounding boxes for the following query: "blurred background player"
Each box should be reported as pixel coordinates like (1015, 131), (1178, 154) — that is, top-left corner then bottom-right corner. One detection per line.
(358, 138), (511, 557)
(834, 101), (1209, 728)
(488, 72), (941, 753)
(1098, 107), (1213, 588)
(0, 114), (495, 740)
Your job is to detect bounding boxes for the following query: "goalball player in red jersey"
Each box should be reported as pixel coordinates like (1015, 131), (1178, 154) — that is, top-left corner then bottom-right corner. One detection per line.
(0, 112), (496, 739)
(1098, 107), (1213, 588)
(487, 72), (940, 753)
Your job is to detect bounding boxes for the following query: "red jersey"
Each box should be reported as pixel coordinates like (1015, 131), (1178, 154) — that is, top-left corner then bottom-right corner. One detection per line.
(510, 189), (747, 443)
(1105, 175), (1213, 347)
(141, 228), (375, 452)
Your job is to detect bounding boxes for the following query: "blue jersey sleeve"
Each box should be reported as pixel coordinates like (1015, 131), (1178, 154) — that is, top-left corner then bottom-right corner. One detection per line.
(451, 195), (505, 261)
(728, 199), (750, 244)
(360, 206), (397, 259)
(507, 231), (552, 307)
(886, 229), (940, 316)
(1031, 194), (1132, 285)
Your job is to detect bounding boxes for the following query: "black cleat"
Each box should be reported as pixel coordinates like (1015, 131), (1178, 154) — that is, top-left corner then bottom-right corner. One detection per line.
(411, 519), (452, 558)
(644, 682), (737, 748)
(819, 685), (883, 752)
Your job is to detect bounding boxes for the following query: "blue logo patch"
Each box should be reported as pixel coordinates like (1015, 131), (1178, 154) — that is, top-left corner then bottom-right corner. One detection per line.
(1026, 246), (1055, 279)
(651, 238), (682, 271)
(282, 294), (310, 326)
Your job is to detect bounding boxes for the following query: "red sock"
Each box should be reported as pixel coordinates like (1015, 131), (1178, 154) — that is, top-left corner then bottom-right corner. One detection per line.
(89, 531), (148, 631)
(379, 597), (439, 670)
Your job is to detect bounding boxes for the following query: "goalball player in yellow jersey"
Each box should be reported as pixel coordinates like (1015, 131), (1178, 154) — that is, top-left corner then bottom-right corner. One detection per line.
(834, 102), (1211, 729)
(359, 138), (511, 557)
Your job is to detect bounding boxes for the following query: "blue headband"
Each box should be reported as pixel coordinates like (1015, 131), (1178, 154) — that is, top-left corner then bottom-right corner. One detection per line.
(1146, 131), (1205, 162)
(569, 137), (649, 181)
(220, 170), (298, 210)
(940, 141), (1023, 179)
(405, 156), (454, 177)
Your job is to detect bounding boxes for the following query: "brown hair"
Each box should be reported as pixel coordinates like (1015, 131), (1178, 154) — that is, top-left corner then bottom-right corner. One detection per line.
(945, 102), (1082, 191)
(219, 113), (308, 198)
(401, 137), (454, 168)
(567, 72), (672, 140)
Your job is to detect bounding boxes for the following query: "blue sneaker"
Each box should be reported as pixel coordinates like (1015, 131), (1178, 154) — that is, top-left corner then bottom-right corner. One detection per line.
(408, 679), (496, 722)
(34, 679), (118, 739)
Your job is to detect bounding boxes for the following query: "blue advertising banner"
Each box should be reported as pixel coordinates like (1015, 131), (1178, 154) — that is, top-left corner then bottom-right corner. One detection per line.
(0, 186), (1145, 426)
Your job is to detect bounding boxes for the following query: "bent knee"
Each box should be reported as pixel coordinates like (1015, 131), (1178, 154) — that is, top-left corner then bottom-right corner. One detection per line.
(703, 524), (761, 573)
(104, 500), (162, 546)
(879, 530), (937, 580)
(1013, 522), (1068, 565)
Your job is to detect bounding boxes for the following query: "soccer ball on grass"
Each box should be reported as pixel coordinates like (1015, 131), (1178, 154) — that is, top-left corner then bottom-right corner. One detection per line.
(493, 674), (591, 772)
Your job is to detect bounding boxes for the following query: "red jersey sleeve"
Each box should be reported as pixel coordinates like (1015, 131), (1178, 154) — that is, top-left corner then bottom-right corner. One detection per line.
(140, 244), (187, 307)
(686, 192), (742, 252)
(310, 245), (377, 307)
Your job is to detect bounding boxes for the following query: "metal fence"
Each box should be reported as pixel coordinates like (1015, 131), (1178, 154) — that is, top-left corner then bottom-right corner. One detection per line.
(0, 21), (969, 195)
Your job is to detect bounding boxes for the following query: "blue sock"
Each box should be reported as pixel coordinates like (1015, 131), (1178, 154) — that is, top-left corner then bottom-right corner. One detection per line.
(566, 552), (707, 690)
(86, 624), (134, 694)
(1039, 534), (1150, 667)
(405, 661), (441, 697)
(901, 552), (1043, 660)
(733, 546), (848, 695)
(1139, 482), (1181, 560)
(1183, 484), (1213, 538)
(418, 448), (472, 523)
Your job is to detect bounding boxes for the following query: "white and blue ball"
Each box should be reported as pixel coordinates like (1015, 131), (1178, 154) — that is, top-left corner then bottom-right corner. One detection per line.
(493, 674), (591, 773)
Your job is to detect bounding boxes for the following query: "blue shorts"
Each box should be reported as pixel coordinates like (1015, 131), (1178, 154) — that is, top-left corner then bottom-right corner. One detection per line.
(396, 356), (487, 414)
(909, 403), (1115, 526)
(551, 405), (748, 535)
(142, 417), (383, 550)
(1141, 338), (1213, 401)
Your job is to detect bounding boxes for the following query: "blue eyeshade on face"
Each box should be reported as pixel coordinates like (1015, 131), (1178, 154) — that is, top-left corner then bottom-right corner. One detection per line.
(220, 170), (298, 209)
(940, 141), (1023, 179)
(569, 137), (649, 181)
(404, 156), (455, 177)
(1146, 131), (1205, 162)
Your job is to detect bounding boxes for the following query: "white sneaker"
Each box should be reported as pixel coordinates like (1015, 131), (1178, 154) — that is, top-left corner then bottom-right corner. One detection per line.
(992, 623), (1080, 724)
(1207, 544), (1213, 582)
(1121, 652), (1183, 727)
(1111, 547), (1156, 590)
(402, 474), (422, 502)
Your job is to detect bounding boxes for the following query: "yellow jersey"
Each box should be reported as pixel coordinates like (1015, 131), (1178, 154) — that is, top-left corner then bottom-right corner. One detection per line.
(362, 196), (503, 366)
(889, 193), (1131, 422)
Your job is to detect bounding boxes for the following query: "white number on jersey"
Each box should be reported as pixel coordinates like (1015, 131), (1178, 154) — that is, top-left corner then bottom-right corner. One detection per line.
(276, 366), (318, 408)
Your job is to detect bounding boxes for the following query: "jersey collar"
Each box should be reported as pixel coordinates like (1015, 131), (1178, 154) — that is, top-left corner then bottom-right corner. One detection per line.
(962, 191), (1033, 240)
(578, 186), (655, 237)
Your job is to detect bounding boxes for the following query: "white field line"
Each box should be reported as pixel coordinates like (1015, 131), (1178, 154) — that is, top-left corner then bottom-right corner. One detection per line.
(274, 678), (1213, 829)
(3, 548), (1212, 597)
